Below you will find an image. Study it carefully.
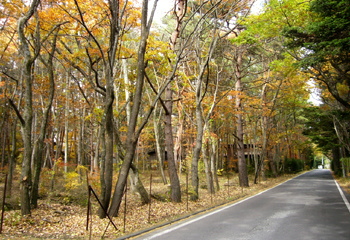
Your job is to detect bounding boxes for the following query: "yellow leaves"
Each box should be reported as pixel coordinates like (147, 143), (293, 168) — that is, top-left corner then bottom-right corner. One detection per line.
(64, 171), (81, 191)
(337, 82), (350, 98)
(38, 5), (67, 30)
(64, 165), (88, 191)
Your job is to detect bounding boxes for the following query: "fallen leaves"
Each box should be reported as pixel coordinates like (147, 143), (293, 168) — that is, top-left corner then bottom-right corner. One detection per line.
(0, 174), (298, 239)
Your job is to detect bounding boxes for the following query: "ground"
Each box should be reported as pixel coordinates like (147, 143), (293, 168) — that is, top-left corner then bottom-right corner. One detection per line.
(0, 171), (348, 239)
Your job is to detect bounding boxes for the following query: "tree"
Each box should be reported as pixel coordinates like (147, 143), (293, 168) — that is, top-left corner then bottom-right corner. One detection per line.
(181, 0), (255, 200)
(274, 0), (350, 173)
(302, 106), (342, 175)
(233, 0), (313, 180)
(284, 0), (350, 109)
(164, 0), (187, 203)
(108, 0), (158, 217)
(13, 0), (41, 215)
(55, 0), (147, 218)
(233, 30), (249, 187)
(31, 24), (62, 208)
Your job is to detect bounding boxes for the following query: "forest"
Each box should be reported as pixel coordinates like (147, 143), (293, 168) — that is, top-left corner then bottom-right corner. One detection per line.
(0, 0), (349, 238)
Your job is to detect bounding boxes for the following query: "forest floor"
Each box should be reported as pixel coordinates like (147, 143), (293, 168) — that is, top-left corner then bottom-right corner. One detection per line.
(0, 170), (348, 240)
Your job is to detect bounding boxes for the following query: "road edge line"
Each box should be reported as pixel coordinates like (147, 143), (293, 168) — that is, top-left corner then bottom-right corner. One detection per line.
(140, 172), (306, 240)
(334, 179), (350, 214)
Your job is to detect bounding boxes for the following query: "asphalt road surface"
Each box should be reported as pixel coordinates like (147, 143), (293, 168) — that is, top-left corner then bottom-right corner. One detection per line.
(131, 169), (350, 240)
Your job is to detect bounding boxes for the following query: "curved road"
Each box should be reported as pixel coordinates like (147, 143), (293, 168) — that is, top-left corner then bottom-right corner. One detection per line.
(131, 170), (350, 240)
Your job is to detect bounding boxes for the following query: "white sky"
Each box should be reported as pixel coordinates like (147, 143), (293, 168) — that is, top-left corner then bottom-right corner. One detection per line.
(308, 79), (323, 106)
(151, 0), (266, 23)
(151, 0), (174, 23)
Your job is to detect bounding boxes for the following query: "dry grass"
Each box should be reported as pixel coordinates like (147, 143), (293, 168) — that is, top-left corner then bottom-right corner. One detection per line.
(0, 172), (299, 239)
(337, 176), (350, 194)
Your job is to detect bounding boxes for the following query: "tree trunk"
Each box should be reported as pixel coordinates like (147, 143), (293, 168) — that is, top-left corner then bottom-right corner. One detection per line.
(92, 125), (101, 172)
(129, 163), (150, 204)
(7, 120), (18, 198)
(31, 31), (57, 207)
(108, 0), (153, 217)
(191, 99), (204, 200)
(153, 104), (167, 184)
(96, 0), (122, 218)
(0, 120), (7, 169)
(54, 127), (64, 161)
(332, 145), (342, 176)
(98, 87), (114, 218)
(211, 137), (219, 191)
(164, 87), (181, 202)
(235, 49), (249, 187)
(174, 111), (183, 173)
(269, 151), (278, 177)
(15, 0), (40, 215)
(121, 51), (152, 206)
(108, 138), (137, 217)
(203, 140), (214, 194)
(252, 122), (261, 184)
(77, 106), (85, 166)
(64, 75), (70, 173)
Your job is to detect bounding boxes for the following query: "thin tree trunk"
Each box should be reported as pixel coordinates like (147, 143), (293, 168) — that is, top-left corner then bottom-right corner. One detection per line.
(93, 125), (101, 172)
(191, 99), (204, 200)
(0, 121), (7, 169)
(153, 104), (167, 184)
(7, 120), (18, 198)
(54, 127), (64, 161)
(31, 32), (57, 207)
(129, 163), (150, 204)
(203, 140), (214, 194)
(77, 107), (85, 166)
(235, 49), (249, 187)
(15, 0), (40, 215)
(252, 122), (260, 184)
(122, 54), (152, 203)
(164, 87), (181, 202)
(211, 137), (219, 191)
(174, 112), (183, 173)
(108, 0), (155, 217)
(64, 75), (70, 173)
(123, 58), (131, 123)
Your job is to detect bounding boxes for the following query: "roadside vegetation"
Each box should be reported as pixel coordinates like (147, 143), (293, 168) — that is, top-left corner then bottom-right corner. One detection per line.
(0, 0), (349, 239)
(0, 169), (301, 239)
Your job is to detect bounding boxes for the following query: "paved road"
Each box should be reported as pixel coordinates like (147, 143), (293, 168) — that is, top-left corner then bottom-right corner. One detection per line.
(131, 169), (350, 240)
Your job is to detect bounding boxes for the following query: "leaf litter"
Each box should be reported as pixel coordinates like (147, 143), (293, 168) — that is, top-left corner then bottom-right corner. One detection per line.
(0, 174), (300, 239)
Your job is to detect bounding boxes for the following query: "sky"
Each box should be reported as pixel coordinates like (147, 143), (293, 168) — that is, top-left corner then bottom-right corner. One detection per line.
(149, 1), (323, 106)
(151, 0), (266, 23)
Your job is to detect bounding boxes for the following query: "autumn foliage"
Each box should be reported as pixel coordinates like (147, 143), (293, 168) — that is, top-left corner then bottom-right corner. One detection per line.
(2, 0), (348, 238)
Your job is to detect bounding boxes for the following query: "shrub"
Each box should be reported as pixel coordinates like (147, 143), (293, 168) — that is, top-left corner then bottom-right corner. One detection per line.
(284, 158), (304, 173)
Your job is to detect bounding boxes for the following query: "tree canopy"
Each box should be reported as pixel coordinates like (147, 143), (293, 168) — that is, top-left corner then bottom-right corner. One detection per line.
(284, 0), (350, 108)
(0, 0), (349, 224)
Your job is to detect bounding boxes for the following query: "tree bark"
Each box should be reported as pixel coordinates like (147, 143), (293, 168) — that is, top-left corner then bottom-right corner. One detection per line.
(191, 96), (204, 200)
(153, 104), (167, 184)
(16, 0), (40, 216)
(203, 140), (214, 194)
(235, 48), (249, 187)
(7, 120), (18, 198)
(211, 136), (219, 191)
(108, 0), (155, 217)
(129, 163), (150, 204)
(98, 83), (114, 218)
(31, 30), (58, 208)
(164, 87), (181, 202)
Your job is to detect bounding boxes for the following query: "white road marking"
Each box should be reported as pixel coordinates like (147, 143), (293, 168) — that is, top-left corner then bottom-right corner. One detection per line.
(334, 179), (350, 214)
(143, 173), (300, 240)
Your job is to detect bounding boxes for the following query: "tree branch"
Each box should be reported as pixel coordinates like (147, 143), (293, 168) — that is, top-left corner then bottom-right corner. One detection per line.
(8, 98), (25, 126)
